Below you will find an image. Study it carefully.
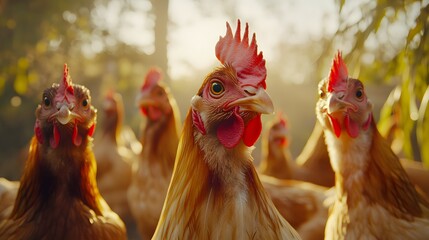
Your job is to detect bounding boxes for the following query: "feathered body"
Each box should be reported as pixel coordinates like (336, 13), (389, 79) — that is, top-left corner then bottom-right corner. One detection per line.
(260, 175), (331, 240)
(259, 114), (293, 179)
(0, 178), (19, 221)
(94, 91), (135, 221)
(153, 20), (300, 239)
(127, 67), (181, 239)
(260, 115), (334, 187)
(0, 65), (126, 240)
(317, 52), (429, 239)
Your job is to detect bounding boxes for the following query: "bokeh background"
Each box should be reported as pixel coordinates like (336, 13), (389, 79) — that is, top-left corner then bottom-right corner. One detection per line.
(0, 0), (428, 179)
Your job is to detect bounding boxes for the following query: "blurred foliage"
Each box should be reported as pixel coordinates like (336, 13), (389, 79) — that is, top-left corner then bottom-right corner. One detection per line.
(329, 0), (429, 166)
(0, 0), (95, 170)
(0, 0), (157, 177)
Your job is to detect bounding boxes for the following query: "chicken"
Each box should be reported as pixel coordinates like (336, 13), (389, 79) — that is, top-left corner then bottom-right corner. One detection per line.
(258, 115), (330, 239)
(316, 51), (429, 239)
(401, 159), (429, 198)
(93, 90), (136, 223)
(260, 175), (331, 240)
(259, 113), (294, 179)
(127, 67), (181, 239)
(153, 20), (301, 239)
(259, 114), (334, 187)
(0, 64), (126, 239)
(0, 178), (19, 221)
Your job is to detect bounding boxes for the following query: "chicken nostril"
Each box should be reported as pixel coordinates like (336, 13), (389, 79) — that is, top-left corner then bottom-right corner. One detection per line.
(243, 86), (257, 96)
(244, 90), (256, 96)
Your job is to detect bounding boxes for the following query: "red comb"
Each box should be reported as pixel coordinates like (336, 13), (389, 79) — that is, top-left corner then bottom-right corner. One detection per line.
(275, 112), (287, 127)
(279, 115), (287, 128)
(215, 20), (266, 89)
(328, 51), (348, 92)
(60, 64), (74, 95)
(142, 67), (162, 91)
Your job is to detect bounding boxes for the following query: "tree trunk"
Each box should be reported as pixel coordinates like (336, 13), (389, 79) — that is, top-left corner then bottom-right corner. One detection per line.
(151, 0), (170, 83)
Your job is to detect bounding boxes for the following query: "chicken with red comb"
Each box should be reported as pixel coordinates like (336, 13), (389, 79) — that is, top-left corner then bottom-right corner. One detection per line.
(153, 20), (300, 239)
(259, 113), (293, 179)
(0, 64), (126, 239)
(316, 51), (429, 239)
(127, 67), (181, 239)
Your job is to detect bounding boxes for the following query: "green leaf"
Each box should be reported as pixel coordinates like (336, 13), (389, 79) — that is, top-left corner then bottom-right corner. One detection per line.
(407, 4), (429, 47)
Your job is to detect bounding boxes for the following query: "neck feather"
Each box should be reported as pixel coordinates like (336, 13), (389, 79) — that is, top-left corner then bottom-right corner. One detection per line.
(325, 121), (426, 218)
(155, 110), (290, 238)
(12, 136), (103, 220)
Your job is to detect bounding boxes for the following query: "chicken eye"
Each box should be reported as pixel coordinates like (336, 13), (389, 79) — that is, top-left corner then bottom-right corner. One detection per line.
(356, 89), (363, 99)
(210, 81), (224, 96)
(82, 99), (89, 107)
(319, 90), (326, 99)
(43, 96), (51, 107)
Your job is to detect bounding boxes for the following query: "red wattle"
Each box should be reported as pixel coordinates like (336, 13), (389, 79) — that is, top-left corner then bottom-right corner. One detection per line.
(50, 125), (60, 149)
(217, 108), (244, 148)
(243, 114), (262, 147)
(328, 114), (341, 138)
(148, 106), (162, 121)
(73, 121), (82, 146)
(140, 107), (148, 116)
(345, 114), (359, 138)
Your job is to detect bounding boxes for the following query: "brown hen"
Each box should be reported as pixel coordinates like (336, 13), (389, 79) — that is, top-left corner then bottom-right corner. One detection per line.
(127, 67), (181, 239)
(0, 65), (126, 240)
(153, 20), (300, 239)
(317, 51), (429, 239)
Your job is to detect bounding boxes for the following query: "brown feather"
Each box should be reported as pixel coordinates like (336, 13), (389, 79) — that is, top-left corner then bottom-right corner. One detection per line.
(154, 110), (300, 239)
(127, 83), (181, 239)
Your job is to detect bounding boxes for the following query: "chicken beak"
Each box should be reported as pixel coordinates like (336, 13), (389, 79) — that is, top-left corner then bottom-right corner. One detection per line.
(55, 102), (79, 125)
(135, 91), (156, 107)
(327, 92), (357, 114)
(228, 86), (274, 114)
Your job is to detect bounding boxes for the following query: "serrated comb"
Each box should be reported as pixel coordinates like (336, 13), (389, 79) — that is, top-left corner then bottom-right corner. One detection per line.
(215, 19), (266, 89)
(60, 63), (74, 95)
(142, 67), (162, 91)
(328, 50), (348, 92)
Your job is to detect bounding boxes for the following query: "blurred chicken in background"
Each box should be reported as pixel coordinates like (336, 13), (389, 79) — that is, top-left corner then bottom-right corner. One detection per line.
(0, 178), (19, 221)
(127, 67), (181, 239)
(259, 113), (334, 187)
(93, 90), (139, 224)
(260, 175), (331, 240)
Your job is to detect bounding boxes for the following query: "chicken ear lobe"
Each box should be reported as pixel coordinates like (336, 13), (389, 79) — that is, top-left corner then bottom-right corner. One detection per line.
(73, 120), (82, 146)
(34, 120), (44, 144)
(344, 115), (359, 138)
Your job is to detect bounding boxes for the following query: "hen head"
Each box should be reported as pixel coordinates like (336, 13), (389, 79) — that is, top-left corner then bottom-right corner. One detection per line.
(103, 90), (122, 118)
(136, 67), (172, 122)
(316, 51), (372, 139)
(101, 90), (123, 133)
(34, 64), (96, 149)
(268, 113), (289, 148)
(191, 20), (274, 149)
